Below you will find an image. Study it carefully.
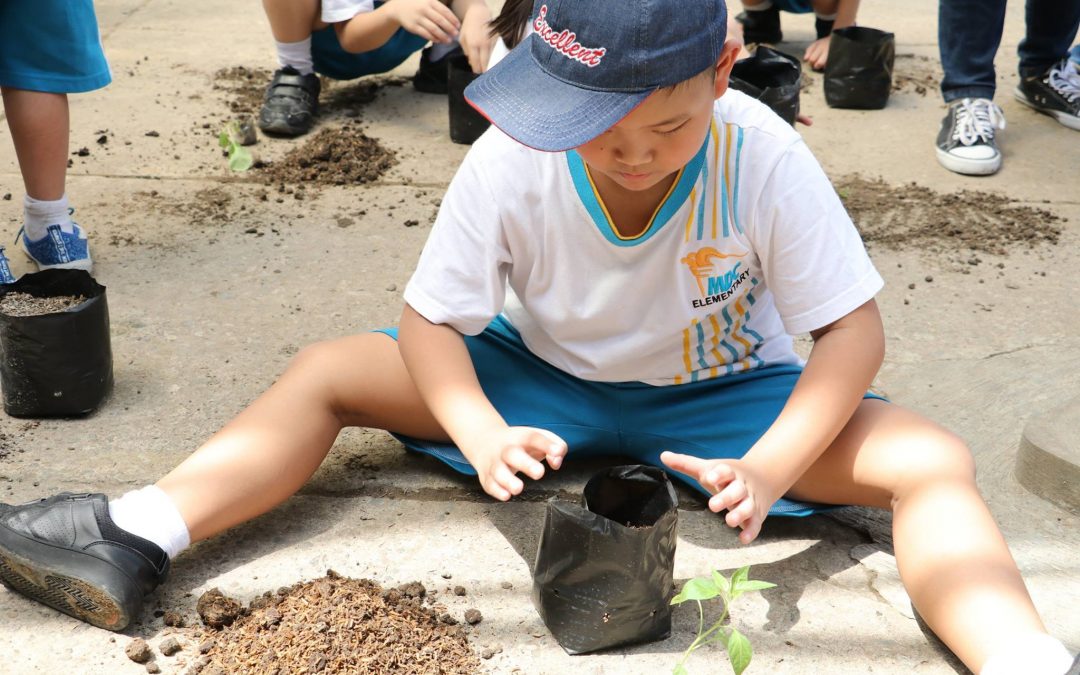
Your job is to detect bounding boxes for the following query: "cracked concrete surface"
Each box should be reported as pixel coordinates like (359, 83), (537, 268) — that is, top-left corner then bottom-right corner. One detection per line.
(0, 0), (1077, 673)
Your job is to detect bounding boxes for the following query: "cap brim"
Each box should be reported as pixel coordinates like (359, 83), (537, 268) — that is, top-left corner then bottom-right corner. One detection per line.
(465, 35), (652, 152)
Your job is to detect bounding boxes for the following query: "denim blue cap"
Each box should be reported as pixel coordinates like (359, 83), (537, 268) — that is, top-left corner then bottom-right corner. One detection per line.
(465, 0), (728, 152)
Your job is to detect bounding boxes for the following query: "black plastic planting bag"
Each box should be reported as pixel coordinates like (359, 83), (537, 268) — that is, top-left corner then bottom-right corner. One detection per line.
(533, 465), (678, 654)
(729, 46), (802, 126)
(824, 26), (896, 109)
(447, 55), (490, 145)
(0, 269), (113, 417)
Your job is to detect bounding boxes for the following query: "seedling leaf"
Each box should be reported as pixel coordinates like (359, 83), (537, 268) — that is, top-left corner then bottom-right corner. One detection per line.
(218, 131), (230, 149)
(734, 580), (776, 593)
(672, 664), (689, 675)
(726, 628), (753, 675)
(228, 146), (254, 172)
(671, 577), (720, 604)
(711, 570), (731, 600)
(730, 566), (749, 599)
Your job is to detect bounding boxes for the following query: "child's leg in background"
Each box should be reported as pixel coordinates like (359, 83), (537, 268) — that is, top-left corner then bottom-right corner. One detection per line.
(1, 88), (68, 202)
(785, 400), (1072, 674)
(257, 0), (326, 136)
(155, 333), (447, 544)
(262, 0), (325, 74)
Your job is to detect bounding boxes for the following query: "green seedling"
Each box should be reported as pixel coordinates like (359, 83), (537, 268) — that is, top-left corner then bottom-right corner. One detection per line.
(670, 565), (776, 675)
(218, 121), (254, 172)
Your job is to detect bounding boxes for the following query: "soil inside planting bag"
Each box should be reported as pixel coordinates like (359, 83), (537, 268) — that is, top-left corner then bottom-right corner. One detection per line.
(0, 292), (87, 317)
(192, 571), (479, 674)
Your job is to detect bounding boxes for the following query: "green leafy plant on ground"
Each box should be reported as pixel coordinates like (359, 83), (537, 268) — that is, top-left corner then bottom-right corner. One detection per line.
(671, 565), (776, 675)
(218, 120), (254, 172)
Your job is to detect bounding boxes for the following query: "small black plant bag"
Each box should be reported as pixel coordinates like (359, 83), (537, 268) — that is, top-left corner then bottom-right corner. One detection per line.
(729, 46), (802, 126)
(447, 55), (490, 145)
(0, 269), (113, 417)
(824, 26), (896, 109)
(533, 464), (679, 654)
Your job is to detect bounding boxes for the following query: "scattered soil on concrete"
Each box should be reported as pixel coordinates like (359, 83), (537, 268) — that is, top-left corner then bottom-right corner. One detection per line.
(213, 66), (272, 114)
(257, 122), (397, 187)
(322, 75), (410, 117)
(836, 175), (1063, 265)
(0, 293), (87, 317)
(191, 571), (478, 674)
(892, 54), (942, 96)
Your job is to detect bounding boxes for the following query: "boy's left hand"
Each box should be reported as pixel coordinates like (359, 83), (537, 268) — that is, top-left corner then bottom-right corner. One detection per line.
(459, 3), (495, 73)
(803, 36), (831, 72)
(660, 451), (780, 544)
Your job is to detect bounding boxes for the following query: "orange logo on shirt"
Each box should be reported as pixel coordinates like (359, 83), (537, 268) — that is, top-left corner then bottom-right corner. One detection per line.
(681, 247), (746, 296)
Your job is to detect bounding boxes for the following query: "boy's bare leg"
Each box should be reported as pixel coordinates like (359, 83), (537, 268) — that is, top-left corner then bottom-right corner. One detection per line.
(1, 88), (68, 200)
(157, 333), (447, 543)
(261, 0), (327, 41)
(786, 399), (1047, 672)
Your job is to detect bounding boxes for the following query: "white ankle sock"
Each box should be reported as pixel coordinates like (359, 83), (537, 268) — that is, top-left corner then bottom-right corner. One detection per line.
(744, 1), (774, 10)
(275, 37), (315, 75)
(108, 485), (191, 560)
(23, 194), (73, 241)
(815, 12), (838, 21)
(980, 632), (1074, 675)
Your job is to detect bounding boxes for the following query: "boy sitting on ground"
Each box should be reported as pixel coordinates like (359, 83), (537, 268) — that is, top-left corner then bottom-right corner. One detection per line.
(0, 1), (1075, 673)
(258, 0), (492, 136)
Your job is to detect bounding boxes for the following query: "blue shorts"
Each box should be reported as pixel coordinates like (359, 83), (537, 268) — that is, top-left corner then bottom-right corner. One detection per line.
(378, 317), (885, 517)
(0, 0), (111, 93)
(774, 0), (814, 13)
(311, 24), (428, 81)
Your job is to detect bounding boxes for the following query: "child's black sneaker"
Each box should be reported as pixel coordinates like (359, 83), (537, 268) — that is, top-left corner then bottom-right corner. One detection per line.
(736, 7), (782, 45)
(0, 493), (169, 631)
(1014, 57), (1080, 131)
(935, 97), (1006, 175)
(258, 66), (321, 137)
(413, 46), (462, 94)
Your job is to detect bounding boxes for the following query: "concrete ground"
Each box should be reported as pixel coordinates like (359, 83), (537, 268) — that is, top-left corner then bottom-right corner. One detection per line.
(0, 0), (1077, 673)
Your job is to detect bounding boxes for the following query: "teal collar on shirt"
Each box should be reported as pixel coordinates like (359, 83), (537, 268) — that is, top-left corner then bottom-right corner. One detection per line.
(565, 130), (710, 247)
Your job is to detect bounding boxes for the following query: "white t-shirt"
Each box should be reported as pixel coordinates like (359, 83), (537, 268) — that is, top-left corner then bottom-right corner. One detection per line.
(404, 90), (883, 386)
(321, 0), (374, 24)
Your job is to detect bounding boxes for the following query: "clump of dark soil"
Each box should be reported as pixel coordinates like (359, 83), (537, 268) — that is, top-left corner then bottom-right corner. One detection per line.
(213, 66), (273, 114)
(836, 175), (1063, 265)
(0, 293), (87, 317)
(258, 122), (397, 187)
(197, 588), (241, 629)
(321, 75), (410, 116)
(192, 571), (479, 674)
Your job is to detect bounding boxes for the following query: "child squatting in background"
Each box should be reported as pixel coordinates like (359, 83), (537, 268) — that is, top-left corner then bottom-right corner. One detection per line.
(0, 1), (1076, 674)
(257, 0), (494, 137)
(736, 0), (861, 70)
(0, 0), (103, 282)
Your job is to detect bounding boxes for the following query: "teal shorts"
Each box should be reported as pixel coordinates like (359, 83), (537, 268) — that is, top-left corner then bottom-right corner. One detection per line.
(0, 0), (111, 93)
(378, 317), (884, 516)
(311, 22), (427, 80)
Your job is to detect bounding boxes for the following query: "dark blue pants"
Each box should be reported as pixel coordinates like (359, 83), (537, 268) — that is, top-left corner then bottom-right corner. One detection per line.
(938, 0), (1080, 101)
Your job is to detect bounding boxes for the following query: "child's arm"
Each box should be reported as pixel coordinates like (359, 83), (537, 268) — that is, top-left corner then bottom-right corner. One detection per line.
(398, 304), (568, 501)
(453, 0), (495, 73)
(663, 297), (883, 543)
(336, 0), (461, 53)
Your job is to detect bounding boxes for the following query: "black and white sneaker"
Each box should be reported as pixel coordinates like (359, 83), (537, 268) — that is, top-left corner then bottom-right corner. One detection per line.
(258, 66), (321, 137)
(1014, 58), (1080, 131)
(935, 97), (1006, 175)
(736, 7), (782, 45)
(0, 493), (169, 631)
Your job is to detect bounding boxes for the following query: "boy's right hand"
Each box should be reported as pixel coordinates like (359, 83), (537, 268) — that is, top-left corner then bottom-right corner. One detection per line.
(387, 0), (461, 44)
(467, 426), (568, 501)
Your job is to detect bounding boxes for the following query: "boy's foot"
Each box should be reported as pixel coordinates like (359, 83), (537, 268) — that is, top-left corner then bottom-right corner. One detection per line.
(20, 223), (92, 272)
(258, 66), (321, 137)
(736, 7), (782, 45)
(1014, 58), (1080, 131)
(935, 97), (1006, 175)
(0, 247), (16, 284)
(0, 493), (169, 631)
(413, 46), (462, 94)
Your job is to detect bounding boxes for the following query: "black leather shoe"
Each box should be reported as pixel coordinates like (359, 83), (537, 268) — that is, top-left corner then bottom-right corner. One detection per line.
(736, 7), (782, 45)
(0, 493), (169, 631)
(258, 66), (321, 137)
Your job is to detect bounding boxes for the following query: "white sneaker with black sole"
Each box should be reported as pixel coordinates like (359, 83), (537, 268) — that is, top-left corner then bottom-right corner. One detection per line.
(1014, 57), (1080, 131)
(935, 97), (1006, 175)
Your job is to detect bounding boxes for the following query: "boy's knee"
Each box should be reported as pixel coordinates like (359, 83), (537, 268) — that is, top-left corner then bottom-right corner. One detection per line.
(288, 339), (344, 374)
(893, 428), (977, 492)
